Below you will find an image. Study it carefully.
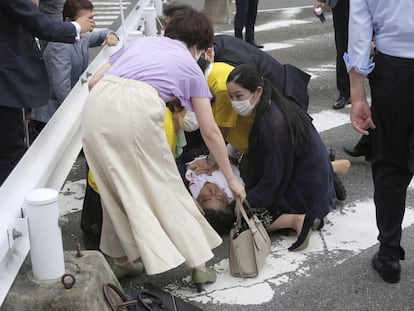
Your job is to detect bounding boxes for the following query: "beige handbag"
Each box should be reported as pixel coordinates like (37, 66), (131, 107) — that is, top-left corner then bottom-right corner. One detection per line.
(229, 198), (271, 278)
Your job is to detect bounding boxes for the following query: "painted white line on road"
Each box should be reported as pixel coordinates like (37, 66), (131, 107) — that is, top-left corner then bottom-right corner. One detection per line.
(223, 19), (310, 34)
(168, 200), (414, 306)
(306, 63), (336, 79)
(262, 43), (293, 51)
(311, 110), (350, 133)
(59, 180), (86, 216)
(258, 6), (314, 14)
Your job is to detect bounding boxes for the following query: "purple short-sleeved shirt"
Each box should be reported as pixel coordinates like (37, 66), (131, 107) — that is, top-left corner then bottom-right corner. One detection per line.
(106, 36), (211, 111)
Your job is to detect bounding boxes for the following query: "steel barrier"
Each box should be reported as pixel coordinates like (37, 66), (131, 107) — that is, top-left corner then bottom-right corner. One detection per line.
(0, 0), (160, 305)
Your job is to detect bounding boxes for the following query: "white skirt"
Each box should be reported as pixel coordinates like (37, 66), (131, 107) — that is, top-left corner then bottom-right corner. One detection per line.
(81, 76), (222, 275)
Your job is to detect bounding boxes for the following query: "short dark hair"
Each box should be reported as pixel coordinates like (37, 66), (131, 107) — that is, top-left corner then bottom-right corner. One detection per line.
(164, 8), (214, 50)
(63, 0), (93, 21)
(204, 203), (235, 235)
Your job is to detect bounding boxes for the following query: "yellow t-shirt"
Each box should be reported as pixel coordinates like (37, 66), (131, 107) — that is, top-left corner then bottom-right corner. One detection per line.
(163, 107), (177, 154)
(209, 62), (254, 153)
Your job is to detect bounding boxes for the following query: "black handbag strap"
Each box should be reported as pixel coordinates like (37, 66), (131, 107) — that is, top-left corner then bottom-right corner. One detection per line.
(103, 284), (166, 311)
(235, 198), (253, 229)
(136, 289), (167, 310)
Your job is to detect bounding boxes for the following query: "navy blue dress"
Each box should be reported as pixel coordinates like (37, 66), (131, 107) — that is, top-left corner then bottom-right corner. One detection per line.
(242, 103), (334, 220)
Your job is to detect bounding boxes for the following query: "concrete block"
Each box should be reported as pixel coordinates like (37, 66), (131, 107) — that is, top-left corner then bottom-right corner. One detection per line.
(2, 251), (122, 311)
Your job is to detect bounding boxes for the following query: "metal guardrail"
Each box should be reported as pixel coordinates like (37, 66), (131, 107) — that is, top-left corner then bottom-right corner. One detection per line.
(0, 0), (160, 305)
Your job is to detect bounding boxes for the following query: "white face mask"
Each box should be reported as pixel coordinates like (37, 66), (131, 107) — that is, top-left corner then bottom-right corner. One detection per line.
(179, 110), (199, 132)
(231, 94), (256, 116)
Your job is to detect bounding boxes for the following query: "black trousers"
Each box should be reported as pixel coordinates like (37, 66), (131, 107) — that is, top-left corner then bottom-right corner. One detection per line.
(234, 0), (259, 43)
(332, 0), (350, 98)
(369, 51), (414, 262)
(0, 106), (27, 186)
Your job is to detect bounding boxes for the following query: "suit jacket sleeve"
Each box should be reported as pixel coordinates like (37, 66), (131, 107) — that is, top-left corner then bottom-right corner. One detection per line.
(88, 29), (112, 48)
(0, 0), (76, 43)
(44, 43), (73, 105)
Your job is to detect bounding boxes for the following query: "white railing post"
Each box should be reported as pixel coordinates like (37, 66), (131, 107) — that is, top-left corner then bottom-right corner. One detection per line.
(25, 188), (65, 280)
(144, 5), (157, 36)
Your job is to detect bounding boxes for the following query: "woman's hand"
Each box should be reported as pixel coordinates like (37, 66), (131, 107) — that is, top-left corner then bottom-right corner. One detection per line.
(187, 158), (217, 175)
(228, 179), (246, 202)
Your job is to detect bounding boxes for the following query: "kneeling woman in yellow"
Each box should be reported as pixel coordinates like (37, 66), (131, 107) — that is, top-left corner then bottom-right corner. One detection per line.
(225, 64), (335, 250)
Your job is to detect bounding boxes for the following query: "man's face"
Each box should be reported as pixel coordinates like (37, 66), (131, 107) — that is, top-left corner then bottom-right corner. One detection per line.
(197, 182), (227, 211)
(74, 9), (93, 20)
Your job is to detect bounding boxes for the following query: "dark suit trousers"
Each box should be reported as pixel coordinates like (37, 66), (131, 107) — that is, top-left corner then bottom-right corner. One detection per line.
(234, 0), (259, 42)
(332, 0), (350, 98)
(369, 51), (414, 262)
(0, 106), (27, 185)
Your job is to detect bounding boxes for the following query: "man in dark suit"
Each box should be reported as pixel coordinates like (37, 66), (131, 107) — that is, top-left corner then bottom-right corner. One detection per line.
(213, 35), (311, 112)
(234, 0), (263, 48)
(0, 0), (95, 186)
(314, 0), (350, 109)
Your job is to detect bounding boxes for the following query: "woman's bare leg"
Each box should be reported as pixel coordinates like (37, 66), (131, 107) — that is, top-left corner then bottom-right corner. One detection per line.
(266, 213), (305, 234)
(332, 159), (351, 175)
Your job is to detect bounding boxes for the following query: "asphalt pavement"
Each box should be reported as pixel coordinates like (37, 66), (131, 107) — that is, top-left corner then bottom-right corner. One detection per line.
(59, 1), (414, 310)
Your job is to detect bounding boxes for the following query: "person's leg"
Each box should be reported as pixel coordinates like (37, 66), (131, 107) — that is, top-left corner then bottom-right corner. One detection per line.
(234, 0), (249, 39)
(332, 0), (350, 109)
(244, 0), (259, 43)
(266, 213), (304, 233)
(343, 130), (373, 161)
(331, 159), (351, 175)
(267, 213), (315, 251)
(369, 52), (414, 282)
(0, 106), (27, 185)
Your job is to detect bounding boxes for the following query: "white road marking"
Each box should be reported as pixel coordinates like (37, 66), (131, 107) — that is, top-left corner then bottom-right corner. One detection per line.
(223, 19), (310, 34)
(59, 180), (86, 216)
(311, 110), (351, 132)
(167, 201), (414, 305)
(261, 43), (293, 51)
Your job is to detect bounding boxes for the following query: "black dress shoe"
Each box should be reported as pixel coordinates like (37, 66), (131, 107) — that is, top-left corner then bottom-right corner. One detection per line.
(342, 146), (365, 158)
(372, 252), (401, 283)
(333, 96), (351, 109)
(327, 148), (335, 161)
(246, 41), (264, 49)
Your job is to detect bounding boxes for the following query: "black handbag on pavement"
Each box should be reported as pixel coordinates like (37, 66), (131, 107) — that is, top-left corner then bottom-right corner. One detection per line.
(103, 282), (204, 311)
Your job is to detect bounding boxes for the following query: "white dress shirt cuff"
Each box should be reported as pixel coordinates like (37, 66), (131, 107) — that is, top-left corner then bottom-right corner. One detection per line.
(343, 52), (375, 77)
(70, 21), (81, 40)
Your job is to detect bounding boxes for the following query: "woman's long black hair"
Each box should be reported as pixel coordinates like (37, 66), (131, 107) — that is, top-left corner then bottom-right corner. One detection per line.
(226, 64), (313, 168)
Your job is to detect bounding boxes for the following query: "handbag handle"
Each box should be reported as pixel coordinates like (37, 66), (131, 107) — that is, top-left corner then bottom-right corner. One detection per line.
(235, 198), (269, 243)
(103, 284), (159, 311)
(103, 283), (133, 311)
(235, 198), (255, 232)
